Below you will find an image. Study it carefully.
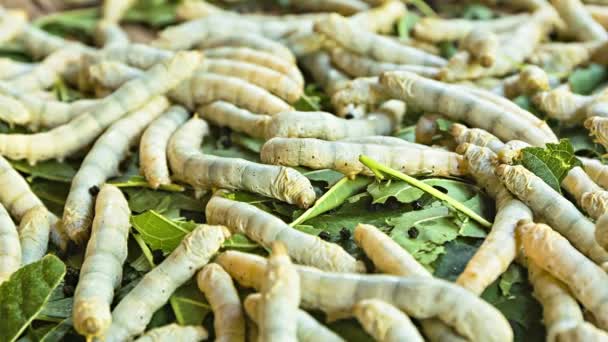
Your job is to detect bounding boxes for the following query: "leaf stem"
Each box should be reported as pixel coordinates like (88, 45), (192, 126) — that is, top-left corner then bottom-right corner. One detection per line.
(407, 0), (437, 17)
(132, 233), (156, 267)
(359, 155), (492, 228)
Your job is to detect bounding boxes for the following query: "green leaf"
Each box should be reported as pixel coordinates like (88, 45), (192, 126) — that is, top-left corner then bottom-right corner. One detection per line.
(513, 95), (543, 118)
(290, 176), (371, 226)
(230, 132), (264, 154)
(516, 139), (582, 194)
(29, 180), (70, 216)
(556, 125), (605, 157)
(0, 255), (66, 342)
(169, 281), (211, 326)
(10, 160), (77, 183)
(302, 169), (344, 187)
(433, 238), (483, 281)
(462, 4), (494, 20)
(38, 297), (72, 319)
(293, 84), (331, 112)
(109, 175), (185, 192)
(131, 210), (198, 254)
(222, 234), (260, 251)
(326, 318), (372, 342)
(122, 188), (202, 216)
(124, 1), (178, 27)
(367, 178), (477, 204)
(439, 42), (458, 59)
(397, 13), (420, 39)
(569, 63), (608, 95)
(39, 318), (73, 342)
(499, 264), (525, 297)
(456, 194), (490, 238)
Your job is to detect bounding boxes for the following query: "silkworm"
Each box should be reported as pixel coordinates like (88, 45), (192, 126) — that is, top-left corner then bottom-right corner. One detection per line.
(72, 185), (130, 339)
(552, 0), (608, 41)
(260, 137), (467, 178)
(18, 206), (50, 265)
(460, 29), (498, 68)
(496, 164), (608, 265)
(354, 299), (424, 342)
(105, 224), (231, 342)
(134, 324), (208, 342)
(315, 14), (446, 67)
(139, 105), (190, 189)
(299, 52), (350, 98)
(215, 251), (513, 342)
(534, 87), (608, 124)
(0, 51), (201, 164)
(517, 220), (608, 330)
(0, 203), (19, 283)
(62, 96), (169, 244)
(196, 263), (246, 342)
(579, 156), (608, 190)
(585, 116), (608, 150)
(205, 194), (362, 273)
(528, 41), (601, 75)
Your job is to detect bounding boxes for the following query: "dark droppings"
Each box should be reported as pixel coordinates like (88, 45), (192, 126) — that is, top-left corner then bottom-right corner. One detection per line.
(408, 227), (419, 239)
(318, 231), (331, 241)
(88, 185), (100, 196)
(339, 227), (351, 240)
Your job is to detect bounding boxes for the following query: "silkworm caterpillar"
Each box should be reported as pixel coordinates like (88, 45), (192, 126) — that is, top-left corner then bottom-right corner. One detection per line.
(339, 135), (417, 147)
(328, 47), (440, 78)
(97, 43), (173, 69)
(580, 190), (608, 220)
(450, 123), (506, 154)
(168, 117), (315, 207)
(95, 20), (129, 48)
(17, 24), (94, 60)
(412, 13), (530, 43)
(500, 65), (550, 99)
(300, 52), (350, 98)
(534, 88), (608, 124)
(0, 203), (19, 283)
(198, 101), (269, 139)
(349, 1), (406, 34)
(585, 116), (608, 150)
(63, 96), (169, 244)
(0, 86), (98, 130)
(588, 4), (608, 30)
(438, 8), (557, 81)
(0, 51), (201, 164)
(0, 8), (26, 45)
(10, 48), (83, 91)
(0, 155), (67, 251)
(496, 164), (608, 264)
(258, 242), (299, 342)
(460, 29), (498, 68)
(353, 223), (430, 277)
(105, 224), (231, 342)
(517, 220), (608, 330)
(175, 0), (223, 20)
(243, 294), (345, 342)
(103, 0), (136, 23)
(596, 212), (608, 258)
(140, 105), (190, 190)
(551, 0), (608, 41)
(456, 144), (533, 295)
(354, 299), (424, 342)
(261, 137), (467, 178)
(196, 263), (246, 342)
(206, 194), (361, 272)
(198, 33), (295, 64)
(331, 77), (390, 118)
(202, 47), (303, 87)
(72, 184), (130, 339)
(580, 156), (608, 190)
(134, 324), (208, 342)
(215, 251), (513, 342)
(315, 14), (446, 67)
(528, 41), (601, 75)
(0, 58), (32, 80)
(18, 206), (50, 265)
(380, 71), (556, 146)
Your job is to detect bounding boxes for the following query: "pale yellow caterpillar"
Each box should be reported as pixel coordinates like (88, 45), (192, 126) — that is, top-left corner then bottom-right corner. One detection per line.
(585, 116), (608, 150)
(197, 33), (295, 64)
(438, 8), (558, 81)
(551, 0), (608, 41)
(0, 8), (26, 44)
(261, 137), (467, 178)
(0, 203), (19, 284)
(258, 242), (299, 342)
(206, 194), (362, 273)
(456, 144), (533, 295)
(412, 13), (530, 43)
(63, 96), (169, 244)
(300, 52), (350, 98)
(497, 164), (608, 264)
(517, 221), (608, 330)
(10, 48), (83, 91)
(105, 224), (231, 342)
(196, 263), (246, 342)
(380, 71), (557, 146)
(534, 87), (608, 124)
(0, 155), (68, 251)
(354, 299), (425, 342)
(198, 101), (269, 139)
(0, 51), (201, 164)
(72, 184), (130, 339)
(528, 41), (602, 74)
(168, 117), (315, 207)
(18, 206), (50, 265)
(328, 47), (440, 78)
(175, 0), (223, 20)
(450, 123), (506, 154)
(17, 24), (94, 60)
(216, 251), (513, 342)
(580, 156), (608, 190)
(353, 223), (430, 277)
(134, 324), (208, 342)
(499, 65), (550, 99)
(349, 1), (406, 34)
(202, 47), (304, 87)
(97, 43), (173, 69)
(588, 4), (608, 30)
(596, 212), (608, 257)
(95, 20), (129, 48)
(103, 0), (136, 23)
(460, 29), (498, 68)
(139, 105), (190, 190)
(243, 294), (345, 342)
(339, 135), (418, 147)
(581, 190), (608, 220)
(0, 58), (32, 80)
(330, 77), (389, 118)
(315, 14), (447, 67)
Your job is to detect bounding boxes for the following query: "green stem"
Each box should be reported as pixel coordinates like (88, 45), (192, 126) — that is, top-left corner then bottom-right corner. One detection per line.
(359, 155), (492, 228)
(33, 7), (99, 27)
(407, 0), (437, 17)
(132, 233), (156, 267)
